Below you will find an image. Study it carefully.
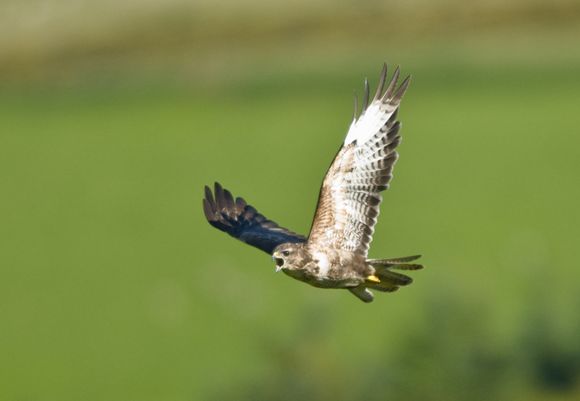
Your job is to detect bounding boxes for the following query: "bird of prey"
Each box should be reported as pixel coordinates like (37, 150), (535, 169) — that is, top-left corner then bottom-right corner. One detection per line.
(203, 64), (423, 303)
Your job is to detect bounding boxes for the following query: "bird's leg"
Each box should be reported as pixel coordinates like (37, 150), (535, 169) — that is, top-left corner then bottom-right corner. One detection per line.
(348, 286), (374, 303)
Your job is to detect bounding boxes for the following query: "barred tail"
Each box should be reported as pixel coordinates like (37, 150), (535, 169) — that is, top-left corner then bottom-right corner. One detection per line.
(349, 255), (423, 303)
(367, 254), (422, 269)
(365, 255), (423, 292)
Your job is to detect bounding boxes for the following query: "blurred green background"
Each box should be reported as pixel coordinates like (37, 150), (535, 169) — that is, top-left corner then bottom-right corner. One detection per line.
(2, 1), (580, 400)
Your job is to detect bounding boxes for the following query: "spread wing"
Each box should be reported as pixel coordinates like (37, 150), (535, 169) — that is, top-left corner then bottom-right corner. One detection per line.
(307, 64), (410, 256)
(203, 182), (306, 255)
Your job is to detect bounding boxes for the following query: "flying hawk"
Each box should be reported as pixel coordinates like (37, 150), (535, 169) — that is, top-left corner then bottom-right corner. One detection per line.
(202, 64), (423, 303)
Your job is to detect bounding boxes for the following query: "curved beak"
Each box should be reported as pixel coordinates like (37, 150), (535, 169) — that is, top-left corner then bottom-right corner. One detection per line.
(272, 255), (284, 272)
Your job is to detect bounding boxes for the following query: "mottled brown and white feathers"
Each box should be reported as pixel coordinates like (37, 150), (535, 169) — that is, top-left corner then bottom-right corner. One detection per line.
(202, 64), (422, 303)
(308, 64), (410, 256)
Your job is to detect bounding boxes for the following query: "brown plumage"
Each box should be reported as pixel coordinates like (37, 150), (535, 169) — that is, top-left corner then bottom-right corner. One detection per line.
(203, 64), (423, 303)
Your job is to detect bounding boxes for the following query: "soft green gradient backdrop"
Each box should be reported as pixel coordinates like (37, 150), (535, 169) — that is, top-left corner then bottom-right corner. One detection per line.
(1, 1), (580, 400)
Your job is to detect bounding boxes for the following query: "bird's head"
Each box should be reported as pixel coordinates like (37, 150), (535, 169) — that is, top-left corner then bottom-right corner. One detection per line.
(272, 242), (308, 273)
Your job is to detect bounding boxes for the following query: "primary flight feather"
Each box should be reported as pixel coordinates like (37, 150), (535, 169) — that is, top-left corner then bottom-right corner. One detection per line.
(203, 64), (423, 303)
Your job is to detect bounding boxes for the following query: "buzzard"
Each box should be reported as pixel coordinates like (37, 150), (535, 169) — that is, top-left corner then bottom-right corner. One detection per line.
(202, 64), (423, 303)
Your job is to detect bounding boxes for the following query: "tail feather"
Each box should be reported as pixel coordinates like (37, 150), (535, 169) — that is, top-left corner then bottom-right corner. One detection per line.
(374, 268), (413, 286)
(368, 255), (423, 271)
(388, 263), (423, 271)
(365, 254), (423, 294)
(367, 254), (422, 265)
(349, 255), (424, 303)
(367, 282), (399, 293)
(349, 286), (374, 303)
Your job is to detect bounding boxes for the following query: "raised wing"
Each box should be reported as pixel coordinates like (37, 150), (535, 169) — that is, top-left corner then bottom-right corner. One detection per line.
(308, 64), (410, 256)
(203, 182), (306, 255)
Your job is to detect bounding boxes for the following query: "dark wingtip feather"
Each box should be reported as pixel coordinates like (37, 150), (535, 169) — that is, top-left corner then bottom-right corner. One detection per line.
(392, 75), (411, 103)
(214, 182), (225, 210)
(201, 184), (306, 254)
(362, 78), (370, 111)
(204, 185), (214, 206)
(373, 63), (388, 101)
(382, 65), (400, 101)
(202, 198), (215, 222)
(222, 188), (235, 215)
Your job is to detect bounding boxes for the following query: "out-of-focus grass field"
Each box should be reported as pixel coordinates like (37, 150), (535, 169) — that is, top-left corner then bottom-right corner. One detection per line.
(1, 1), (580, 401)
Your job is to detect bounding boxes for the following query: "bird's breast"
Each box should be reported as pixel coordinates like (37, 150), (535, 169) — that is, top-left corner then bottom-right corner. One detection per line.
(296, 251), (363, 288)
(312, 251), (332, 277)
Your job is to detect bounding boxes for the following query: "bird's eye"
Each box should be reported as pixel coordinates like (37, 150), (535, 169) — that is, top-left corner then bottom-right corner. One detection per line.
(282, 250), (290, 257)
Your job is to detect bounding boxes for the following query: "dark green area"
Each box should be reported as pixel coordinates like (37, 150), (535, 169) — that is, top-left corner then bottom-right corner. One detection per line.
(1, 61), (579, 401)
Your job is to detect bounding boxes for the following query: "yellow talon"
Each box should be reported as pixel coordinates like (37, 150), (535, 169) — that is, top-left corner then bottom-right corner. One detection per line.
(366, 274), (381, 283)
